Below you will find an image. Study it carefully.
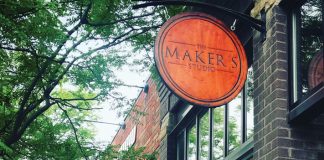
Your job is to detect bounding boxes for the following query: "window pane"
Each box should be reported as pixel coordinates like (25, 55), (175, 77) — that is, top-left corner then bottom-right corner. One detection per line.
(199, 113), (209, 160)
(228, 93), (242, 152)
(213, 106), (224, 159)
(177, 131), (185, 160)
(247, 67), (254, 139)
(300, 0), (323, 95)
(187, 124), (197, 160)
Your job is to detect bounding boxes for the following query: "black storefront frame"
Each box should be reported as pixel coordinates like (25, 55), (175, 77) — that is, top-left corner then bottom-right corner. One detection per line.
(286, 0), (324, 124)
(171, 83), (254, 160)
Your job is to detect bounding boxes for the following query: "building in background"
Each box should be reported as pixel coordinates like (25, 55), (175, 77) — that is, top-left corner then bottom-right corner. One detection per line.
(111, 78), (161, 154)
(112, 0), (323, 159)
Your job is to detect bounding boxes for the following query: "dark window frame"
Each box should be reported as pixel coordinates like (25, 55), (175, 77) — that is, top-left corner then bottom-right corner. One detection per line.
(173, 80), (254, 159)
(287, 0), (324, 124)
(178, 130), (185, 160)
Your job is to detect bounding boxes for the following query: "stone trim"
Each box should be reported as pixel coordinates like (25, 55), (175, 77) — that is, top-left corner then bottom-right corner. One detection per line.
(251, 0), (282, 17)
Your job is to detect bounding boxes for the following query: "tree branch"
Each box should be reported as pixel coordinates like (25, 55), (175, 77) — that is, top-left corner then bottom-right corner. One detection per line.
(53, 1), (92, 55)
(12, 3), (93, 136)
(85, 12), (154, 27)
(50, 97), (103, 111)
(0, 45), (63, 63)
(62, 32), (91, 61)
(6, 101), (56, 145)
(58, 104), (89, 160)
(52, 96), (100, 102)
(17, 19), (90, 115)
(80, 24), (162, 60)
(0, 45), (34, 53)
(107, 93), (125, 100)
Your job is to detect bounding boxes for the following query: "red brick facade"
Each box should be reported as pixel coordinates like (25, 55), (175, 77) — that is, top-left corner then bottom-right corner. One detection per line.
(111, 77), (161, 154)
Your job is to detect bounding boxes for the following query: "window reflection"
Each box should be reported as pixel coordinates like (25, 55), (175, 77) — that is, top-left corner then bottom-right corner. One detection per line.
(247, 67), (254, 139)
(300, 0), (323, 95)
(187, 124), (197, 160)
(213, 106), (224, 159)
(199, 113), (209, 160)
(228, 93), (242, 152)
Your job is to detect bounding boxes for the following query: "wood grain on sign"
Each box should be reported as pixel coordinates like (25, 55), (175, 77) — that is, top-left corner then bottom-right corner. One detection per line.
(308, 50), (324, 89)
(155, 12), (248, 107)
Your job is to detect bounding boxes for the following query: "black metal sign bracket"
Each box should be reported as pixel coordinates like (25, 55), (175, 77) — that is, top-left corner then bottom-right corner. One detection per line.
(132, 0), (266, 34)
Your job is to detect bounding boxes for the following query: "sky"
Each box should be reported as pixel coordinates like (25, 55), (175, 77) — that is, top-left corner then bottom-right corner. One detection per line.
(64, 18), (154, 145)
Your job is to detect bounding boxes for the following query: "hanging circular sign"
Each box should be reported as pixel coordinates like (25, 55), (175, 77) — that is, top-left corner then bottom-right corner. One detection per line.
(155, 12), (248, 107)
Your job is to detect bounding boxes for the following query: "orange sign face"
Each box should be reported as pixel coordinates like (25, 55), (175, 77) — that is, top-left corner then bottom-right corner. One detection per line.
(155, 12), (248, 107)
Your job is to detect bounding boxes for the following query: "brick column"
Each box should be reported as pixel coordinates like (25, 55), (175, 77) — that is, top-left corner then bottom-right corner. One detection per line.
(252, 2), (324, 160)
(253, 5), (290, 159)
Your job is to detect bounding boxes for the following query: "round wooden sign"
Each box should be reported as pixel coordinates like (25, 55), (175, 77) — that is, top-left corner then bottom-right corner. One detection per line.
(155, 12), (248, 107)
(308, 50), (323, 89)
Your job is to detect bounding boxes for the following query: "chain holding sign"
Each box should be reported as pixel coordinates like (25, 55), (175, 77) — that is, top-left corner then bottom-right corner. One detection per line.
(154, 12), (248, 107)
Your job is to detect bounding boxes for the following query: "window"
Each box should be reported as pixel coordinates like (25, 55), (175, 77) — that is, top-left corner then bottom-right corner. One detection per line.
(175, 67), (254, 160)
(289, 0), (324, 123)
(188, 123), (197, 160)
(213, 106), (225, 159)
(290, 0), (323, 104)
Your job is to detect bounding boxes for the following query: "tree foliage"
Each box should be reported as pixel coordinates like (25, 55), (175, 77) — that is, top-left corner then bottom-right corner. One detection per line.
(98, 146), (157, 160)
(0, 0), (183, 158)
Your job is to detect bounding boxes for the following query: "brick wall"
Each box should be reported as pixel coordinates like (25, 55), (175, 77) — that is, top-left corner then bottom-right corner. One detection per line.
(111, 78), (161, 155)
(252, 2), (324, 160)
